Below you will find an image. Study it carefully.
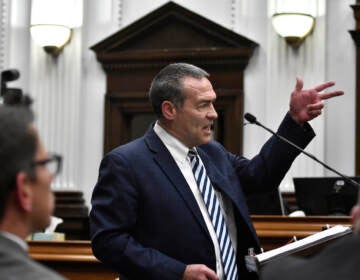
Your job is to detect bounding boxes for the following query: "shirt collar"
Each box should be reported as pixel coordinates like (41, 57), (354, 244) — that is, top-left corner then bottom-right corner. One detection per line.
(154, 121), (194, 164)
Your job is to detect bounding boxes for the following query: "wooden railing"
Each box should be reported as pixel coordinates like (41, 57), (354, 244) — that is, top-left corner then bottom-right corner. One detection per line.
(28, 215), (352, 280)
(29, 240), (117, 280)
(251, 215), (351, 251)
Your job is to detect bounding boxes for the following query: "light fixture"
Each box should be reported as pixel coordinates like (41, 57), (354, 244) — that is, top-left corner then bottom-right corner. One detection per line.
(272, 12), (315, 48)
(30, 24), (72, 56)
(30, 0), (82, 57)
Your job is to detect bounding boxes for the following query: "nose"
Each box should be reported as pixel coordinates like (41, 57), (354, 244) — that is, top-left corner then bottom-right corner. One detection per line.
(207, 103), (218, 120)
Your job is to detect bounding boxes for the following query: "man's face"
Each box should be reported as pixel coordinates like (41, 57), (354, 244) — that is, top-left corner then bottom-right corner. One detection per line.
(172, 76), (218, 147)
(29, 136), (55, 233)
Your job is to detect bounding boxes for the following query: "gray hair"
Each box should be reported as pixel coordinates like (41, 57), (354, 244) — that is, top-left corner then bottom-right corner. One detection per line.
(149, 63), (209, 118)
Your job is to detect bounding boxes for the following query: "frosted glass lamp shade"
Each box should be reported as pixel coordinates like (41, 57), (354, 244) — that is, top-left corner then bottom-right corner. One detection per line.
(30, 24), (72, 56)
(272, 13), (315, 48)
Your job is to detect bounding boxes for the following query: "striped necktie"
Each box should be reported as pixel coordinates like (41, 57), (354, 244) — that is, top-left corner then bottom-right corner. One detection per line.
(188, 149), (238, 280)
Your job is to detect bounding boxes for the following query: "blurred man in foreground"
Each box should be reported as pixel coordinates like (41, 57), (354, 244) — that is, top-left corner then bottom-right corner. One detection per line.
(0, 104), (65, 280)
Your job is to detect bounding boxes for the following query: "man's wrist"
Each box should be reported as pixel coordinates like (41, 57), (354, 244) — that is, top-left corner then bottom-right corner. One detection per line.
(288, 110), (305, 127)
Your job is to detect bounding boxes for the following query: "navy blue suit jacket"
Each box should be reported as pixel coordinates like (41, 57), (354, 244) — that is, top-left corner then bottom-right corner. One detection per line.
(90, 113), (315, 280)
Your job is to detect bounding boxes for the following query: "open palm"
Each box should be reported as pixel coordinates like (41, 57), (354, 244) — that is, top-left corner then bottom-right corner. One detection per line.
(289, 77), (344, 125)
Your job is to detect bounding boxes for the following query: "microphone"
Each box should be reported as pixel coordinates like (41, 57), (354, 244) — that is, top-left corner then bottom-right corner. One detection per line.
(244, 112), (360, 189)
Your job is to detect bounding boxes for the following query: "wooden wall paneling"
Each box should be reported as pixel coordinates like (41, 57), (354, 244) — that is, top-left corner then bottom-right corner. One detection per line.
(91, 1), (258, 155)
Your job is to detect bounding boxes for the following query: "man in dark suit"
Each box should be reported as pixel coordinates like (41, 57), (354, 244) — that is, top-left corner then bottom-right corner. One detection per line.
(90, 63), (343, 280)
(0, 104), (64, 280)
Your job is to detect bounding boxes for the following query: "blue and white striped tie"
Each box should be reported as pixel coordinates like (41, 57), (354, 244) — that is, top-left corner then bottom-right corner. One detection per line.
(188, 149), (238, 280)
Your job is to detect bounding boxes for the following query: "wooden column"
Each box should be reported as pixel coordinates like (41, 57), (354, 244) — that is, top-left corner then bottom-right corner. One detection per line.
(350, 2), (360, 175)
(54, 191), (89, 240)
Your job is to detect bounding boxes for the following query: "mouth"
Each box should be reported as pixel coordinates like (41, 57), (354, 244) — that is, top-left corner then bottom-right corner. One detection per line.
(203, 124), (213, 133)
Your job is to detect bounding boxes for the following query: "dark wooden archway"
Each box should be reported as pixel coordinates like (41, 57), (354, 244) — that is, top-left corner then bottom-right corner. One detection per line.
(91, 1), (258, 155)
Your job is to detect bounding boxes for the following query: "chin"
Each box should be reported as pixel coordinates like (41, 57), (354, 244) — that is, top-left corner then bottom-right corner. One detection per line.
(200, 138), (211, 145)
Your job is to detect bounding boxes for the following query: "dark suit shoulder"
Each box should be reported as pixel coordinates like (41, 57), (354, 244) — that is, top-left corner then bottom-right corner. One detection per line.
(198, 141), (228, 157)
(108, 136), (146, 155)
(107, 128), (167, 159)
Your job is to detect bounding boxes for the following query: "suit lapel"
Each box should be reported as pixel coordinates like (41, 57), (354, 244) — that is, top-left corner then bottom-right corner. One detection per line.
(197, 148), (257, 237)
(197, 148), (237, 199)
(144, 129), (258, 244)
(144, 129), (211, 239)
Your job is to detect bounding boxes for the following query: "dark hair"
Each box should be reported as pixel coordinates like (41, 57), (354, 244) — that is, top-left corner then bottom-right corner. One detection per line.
(0, 105), (37, 219)
(149, 63), (209, 118)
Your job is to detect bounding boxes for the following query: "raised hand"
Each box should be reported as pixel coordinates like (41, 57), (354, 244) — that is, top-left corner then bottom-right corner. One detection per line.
(289, 77), (344, 125)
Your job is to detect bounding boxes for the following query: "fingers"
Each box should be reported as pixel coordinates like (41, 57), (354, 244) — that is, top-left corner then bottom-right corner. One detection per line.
(308, 110), (322, 118)
(204, 268), (219, 280)
(295, 76), (303, 91)
(306, 102), (323, 119)
(307, 102), (324, 111)
(313, 81), (344, 101)
(319, 90), (344, 100)
(182, 264), (219, 280)
(291, 78), (344, 123)
(314, 80), (335, 92)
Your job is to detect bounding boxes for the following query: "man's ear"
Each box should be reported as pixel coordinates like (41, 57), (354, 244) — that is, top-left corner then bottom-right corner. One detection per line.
(161, 101), (177, 120)
(15, 172), (33, 212)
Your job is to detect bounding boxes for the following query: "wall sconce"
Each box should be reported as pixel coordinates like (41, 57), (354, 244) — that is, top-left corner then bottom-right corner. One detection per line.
(272, 12), (315, 48)
(30, 24), (72, 56)
(30, 0), (82, 57)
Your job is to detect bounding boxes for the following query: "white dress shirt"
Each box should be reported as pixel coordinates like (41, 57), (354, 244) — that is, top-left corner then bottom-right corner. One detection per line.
(154, 122), (237, 280)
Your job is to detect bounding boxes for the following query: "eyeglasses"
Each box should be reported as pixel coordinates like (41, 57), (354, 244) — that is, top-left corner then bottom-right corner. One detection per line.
(32, 154), (62, 176)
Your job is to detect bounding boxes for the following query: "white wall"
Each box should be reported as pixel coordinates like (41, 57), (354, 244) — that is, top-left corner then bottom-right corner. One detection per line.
(0, 0), (356, 206)
(325, 0), (356, 176)
(263, 0), (328, 190)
